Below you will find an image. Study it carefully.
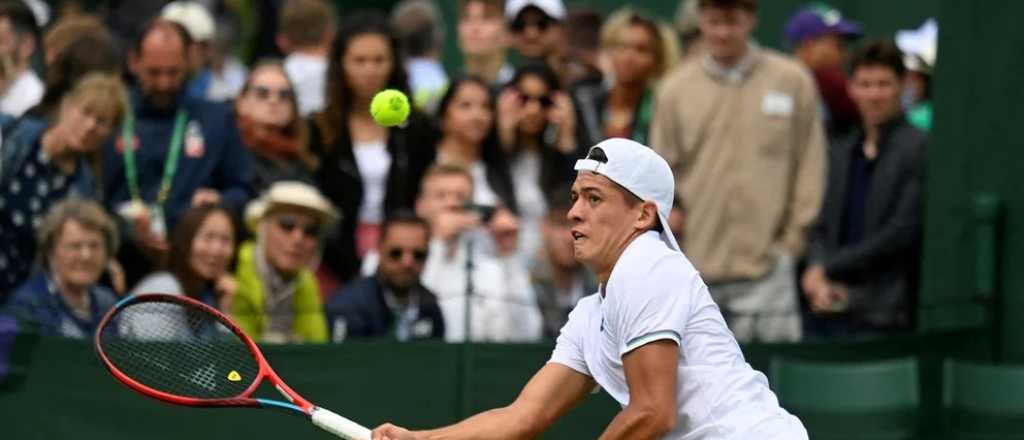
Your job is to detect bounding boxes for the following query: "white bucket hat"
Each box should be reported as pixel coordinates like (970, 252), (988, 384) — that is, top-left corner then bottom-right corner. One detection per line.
(574, 138), (680, 252)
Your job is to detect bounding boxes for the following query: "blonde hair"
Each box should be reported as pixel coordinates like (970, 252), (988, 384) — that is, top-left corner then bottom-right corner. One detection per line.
(59, 73), (129, 194)
(63, 73), (130, 126)
(420, 163), (474, 194)
(600, 7), (682, 83)
(37, 198), (119, 269)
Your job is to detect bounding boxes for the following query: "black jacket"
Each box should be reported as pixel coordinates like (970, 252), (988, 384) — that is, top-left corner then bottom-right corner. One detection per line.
(324, 275), (445, 342)
(807, 117), (927, 329)
(310, 111), (439, 282)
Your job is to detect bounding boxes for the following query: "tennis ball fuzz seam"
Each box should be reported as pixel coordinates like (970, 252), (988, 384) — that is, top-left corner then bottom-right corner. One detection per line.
(370, 89), (411, 127)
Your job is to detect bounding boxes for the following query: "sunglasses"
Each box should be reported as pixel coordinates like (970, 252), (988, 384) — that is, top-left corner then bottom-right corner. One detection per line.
(275, 216), (321, 239)
(510, 16), (553, 33)
(386, 247), (428, 263)
(518, 93), (554, 108)
(250, 85), (294, 101)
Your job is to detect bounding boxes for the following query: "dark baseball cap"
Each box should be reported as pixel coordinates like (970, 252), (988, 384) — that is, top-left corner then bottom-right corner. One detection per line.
(784, 4), (863, 44)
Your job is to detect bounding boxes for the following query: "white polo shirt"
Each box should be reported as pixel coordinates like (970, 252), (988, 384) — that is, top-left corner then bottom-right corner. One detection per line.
(550, 231), (804, 439)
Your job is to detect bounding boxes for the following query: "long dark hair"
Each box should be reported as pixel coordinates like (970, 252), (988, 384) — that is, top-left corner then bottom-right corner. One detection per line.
(167, 204), (239, 301)
(237, 58), (316, 168)
(315, 11), (410, 148)
(436, 75), (519, 213)
(505, 63), (577, 201)
(506, 62), (561, 150)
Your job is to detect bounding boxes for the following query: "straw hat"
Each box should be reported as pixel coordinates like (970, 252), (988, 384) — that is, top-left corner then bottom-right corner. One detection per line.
(244, 181), (339, 232)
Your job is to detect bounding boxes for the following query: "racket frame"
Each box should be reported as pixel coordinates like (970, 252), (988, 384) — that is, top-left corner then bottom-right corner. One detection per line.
(94, 293), (314, 413)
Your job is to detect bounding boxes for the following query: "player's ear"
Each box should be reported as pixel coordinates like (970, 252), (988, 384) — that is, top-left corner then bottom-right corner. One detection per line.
(634, 201), (659, 232)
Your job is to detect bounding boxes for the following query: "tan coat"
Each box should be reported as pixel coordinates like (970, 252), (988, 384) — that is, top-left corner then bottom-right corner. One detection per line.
(651, 47), (826, 282)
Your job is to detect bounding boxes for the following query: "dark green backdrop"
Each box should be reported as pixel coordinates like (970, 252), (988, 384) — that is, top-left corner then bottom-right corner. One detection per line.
(0, 332), (984, 439)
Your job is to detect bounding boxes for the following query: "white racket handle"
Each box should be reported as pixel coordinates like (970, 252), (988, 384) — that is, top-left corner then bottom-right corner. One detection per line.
(311, 406), (372, 440)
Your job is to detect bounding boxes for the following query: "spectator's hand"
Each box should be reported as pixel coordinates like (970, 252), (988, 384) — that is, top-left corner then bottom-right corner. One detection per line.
(488, 208), (520, 256)
(107, 260), (127, 295)
(801, 264), (827, 296)
(133, 210), (170, 259)
(372, 423), (417, 440)
(214, 273), (238, 311)
(497, 88), (523, 150)
(548, 92), (577, 154)
(829, 283), (850, 312)
(192, 188), (221, 206)
(432, 209), (481, 242)
(807, 285), (833, 314)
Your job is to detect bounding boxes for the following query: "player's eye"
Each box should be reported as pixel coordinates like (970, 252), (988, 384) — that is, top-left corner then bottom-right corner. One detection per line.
(589, 196), (600, 204)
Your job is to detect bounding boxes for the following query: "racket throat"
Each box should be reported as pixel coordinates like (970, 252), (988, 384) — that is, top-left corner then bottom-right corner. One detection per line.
(275, 384), (295, 403)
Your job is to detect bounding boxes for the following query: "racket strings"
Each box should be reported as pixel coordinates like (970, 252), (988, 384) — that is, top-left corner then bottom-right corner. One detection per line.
(99, 300), (260, 400)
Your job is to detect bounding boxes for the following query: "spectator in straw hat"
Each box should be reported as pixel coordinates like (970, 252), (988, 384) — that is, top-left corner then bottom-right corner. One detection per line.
(232, 181), (337, 343)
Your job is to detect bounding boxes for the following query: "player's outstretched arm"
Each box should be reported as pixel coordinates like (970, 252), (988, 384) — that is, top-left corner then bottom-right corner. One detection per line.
(598, 340), (679, 440)
(371, 363), (595, 440)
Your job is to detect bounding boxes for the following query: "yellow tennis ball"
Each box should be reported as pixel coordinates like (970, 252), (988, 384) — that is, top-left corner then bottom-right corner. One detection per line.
(370, 89), (411, 127)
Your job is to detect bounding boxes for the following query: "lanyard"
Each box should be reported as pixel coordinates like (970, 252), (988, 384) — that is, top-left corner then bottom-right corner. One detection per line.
(120, 109), (188, 207)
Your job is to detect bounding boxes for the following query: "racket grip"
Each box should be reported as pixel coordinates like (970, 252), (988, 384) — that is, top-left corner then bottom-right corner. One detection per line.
(311, 406), (372, 440)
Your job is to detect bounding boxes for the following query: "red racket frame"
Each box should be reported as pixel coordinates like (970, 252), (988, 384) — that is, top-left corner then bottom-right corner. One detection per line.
(94, 293), (314, 413)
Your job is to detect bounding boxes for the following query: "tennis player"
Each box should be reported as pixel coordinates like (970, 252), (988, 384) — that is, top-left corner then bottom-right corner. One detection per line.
(372, 138), (807, 439)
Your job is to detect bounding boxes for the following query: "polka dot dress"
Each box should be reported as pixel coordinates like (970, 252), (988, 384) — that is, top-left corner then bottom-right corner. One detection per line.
(0, 142), (76, 295)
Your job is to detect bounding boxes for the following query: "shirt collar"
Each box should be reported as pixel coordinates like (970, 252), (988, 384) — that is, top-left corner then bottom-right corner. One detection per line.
(702, 42), (760, 84)
(255, 242), (298, 304)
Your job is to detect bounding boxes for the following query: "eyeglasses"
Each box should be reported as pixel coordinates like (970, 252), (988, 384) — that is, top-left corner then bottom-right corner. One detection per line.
(250, 85), (294, 101)
(386, 247), (428, 263)
(510, 16), (554, 33)
(518, 93), (554, 108)
(275, 216), (321, 239)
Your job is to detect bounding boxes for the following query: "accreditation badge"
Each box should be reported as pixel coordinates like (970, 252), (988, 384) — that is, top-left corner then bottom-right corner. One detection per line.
(149, 204), (167, 239)
(184, 120), (205, 158)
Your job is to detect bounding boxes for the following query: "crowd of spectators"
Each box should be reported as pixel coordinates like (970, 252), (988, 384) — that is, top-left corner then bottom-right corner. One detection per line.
(0, 0), (934, 344)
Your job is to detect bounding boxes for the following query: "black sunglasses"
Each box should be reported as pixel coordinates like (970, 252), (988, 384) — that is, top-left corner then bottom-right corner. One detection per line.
(518, 93), (554, 108)
(386, 247), (428, 263)
(275, 216), (321, 239)
(251, 85), (294, 101)
(510, 16), (553, 33)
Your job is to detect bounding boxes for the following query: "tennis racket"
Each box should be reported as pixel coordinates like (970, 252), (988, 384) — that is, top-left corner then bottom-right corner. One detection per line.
(94, 293), (370, 439)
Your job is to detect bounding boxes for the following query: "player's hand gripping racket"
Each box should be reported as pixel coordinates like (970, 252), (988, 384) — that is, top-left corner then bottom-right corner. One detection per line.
(94, 293), (370, 439)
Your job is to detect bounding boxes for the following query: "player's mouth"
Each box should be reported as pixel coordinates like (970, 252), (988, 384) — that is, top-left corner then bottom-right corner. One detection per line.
(571, 230), (586, 242)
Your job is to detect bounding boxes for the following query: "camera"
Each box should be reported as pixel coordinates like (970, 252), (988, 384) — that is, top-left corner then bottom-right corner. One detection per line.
(463, 203), (497, 223)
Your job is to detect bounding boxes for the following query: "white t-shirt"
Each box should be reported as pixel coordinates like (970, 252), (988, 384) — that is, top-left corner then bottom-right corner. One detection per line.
(511, 149), (546, 263)
(549, 231), (802, 439)
(206, 57), (248, 102)
(123, 272), (189, 341)
(284, 53), (327, 117)
(421, 232), (542, 343)
(353, 140), (391, 224)
(468, 161), (500, 207)
(0, 69), (44, 117)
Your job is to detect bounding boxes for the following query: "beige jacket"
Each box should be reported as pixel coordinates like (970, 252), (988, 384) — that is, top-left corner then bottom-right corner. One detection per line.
(650, 46), (826, 282)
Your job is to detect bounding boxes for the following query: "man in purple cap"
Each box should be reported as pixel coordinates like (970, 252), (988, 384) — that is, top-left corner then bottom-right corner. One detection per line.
(785, 4), (864, 139)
